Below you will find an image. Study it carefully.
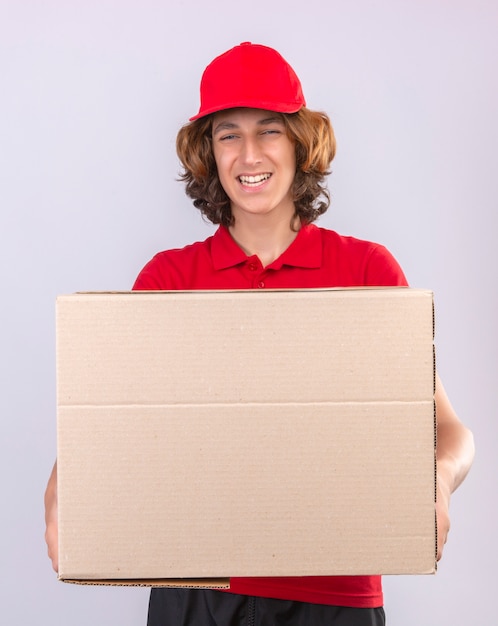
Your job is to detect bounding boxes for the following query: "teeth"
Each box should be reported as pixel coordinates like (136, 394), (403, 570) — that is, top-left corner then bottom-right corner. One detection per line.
(239, 173), (271, 185)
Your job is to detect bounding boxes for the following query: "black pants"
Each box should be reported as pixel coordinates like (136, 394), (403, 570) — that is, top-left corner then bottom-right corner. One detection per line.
(147, 589), (385, 626)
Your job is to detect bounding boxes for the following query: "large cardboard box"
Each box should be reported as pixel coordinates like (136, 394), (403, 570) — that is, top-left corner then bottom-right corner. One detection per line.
(56, 288), (436, 585)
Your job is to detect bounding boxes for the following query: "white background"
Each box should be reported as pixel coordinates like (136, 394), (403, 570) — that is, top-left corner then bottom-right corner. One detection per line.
(1, 1), (496, 624)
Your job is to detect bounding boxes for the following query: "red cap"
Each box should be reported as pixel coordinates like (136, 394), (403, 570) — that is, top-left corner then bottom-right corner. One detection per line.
(189, 42), (306, 121)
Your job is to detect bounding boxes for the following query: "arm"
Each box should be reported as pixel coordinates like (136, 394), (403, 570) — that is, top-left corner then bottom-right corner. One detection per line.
(44, 460), (59, 573)
(434, 373), (475, 560)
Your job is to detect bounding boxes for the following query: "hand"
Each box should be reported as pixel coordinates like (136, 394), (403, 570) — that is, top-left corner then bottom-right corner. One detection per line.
(44, 461), (59, 573)
(433, 374), (475, 561)
(436, 475), (451, 561)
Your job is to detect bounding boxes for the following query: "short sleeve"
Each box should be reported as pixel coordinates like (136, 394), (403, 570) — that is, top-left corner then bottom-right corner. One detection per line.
(132, 255), (172, 291)
(364, 244), (409, 287)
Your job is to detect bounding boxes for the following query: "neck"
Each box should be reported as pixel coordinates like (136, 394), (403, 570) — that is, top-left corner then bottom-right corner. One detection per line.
(228, 213), (300, 267)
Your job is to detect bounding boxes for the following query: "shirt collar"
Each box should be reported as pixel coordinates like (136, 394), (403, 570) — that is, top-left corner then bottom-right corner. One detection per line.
(211, 224), (323, 271)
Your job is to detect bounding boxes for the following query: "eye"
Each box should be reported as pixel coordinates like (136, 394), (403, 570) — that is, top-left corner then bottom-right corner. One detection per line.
(219, 133), (238, 142)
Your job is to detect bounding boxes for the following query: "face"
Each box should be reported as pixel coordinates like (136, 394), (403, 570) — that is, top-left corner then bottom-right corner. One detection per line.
(211, 108), (296, 223)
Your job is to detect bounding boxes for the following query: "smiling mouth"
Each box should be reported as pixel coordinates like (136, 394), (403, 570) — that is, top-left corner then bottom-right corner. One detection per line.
(238, 173), (272, 186)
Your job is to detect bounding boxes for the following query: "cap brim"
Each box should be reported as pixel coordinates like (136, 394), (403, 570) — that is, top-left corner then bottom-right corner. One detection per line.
(189, 101), (304, 122)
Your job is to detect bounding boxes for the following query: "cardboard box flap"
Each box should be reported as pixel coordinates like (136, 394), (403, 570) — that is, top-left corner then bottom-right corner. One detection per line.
(57, 288), (434, 406)
(62, 578), (230, 589)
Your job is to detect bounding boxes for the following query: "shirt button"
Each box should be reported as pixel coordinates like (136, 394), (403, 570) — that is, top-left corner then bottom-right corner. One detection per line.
(248, 263), (258, 271)
(257, 281), (265, 288)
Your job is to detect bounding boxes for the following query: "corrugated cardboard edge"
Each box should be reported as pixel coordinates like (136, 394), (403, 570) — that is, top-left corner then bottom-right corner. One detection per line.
(59, 578), (230, 589)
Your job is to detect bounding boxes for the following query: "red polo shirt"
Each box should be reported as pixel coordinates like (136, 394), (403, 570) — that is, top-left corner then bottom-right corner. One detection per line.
(133, 223), (407, 292)
(133, 223), (408, 608)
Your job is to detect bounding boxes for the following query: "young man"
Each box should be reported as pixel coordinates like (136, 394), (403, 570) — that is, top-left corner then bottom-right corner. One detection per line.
(45, 42), (475, 626)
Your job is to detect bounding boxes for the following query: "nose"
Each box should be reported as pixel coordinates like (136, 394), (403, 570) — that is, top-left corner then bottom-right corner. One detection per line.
(241, 136), (262, 165)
